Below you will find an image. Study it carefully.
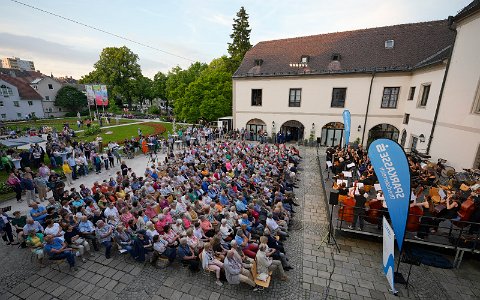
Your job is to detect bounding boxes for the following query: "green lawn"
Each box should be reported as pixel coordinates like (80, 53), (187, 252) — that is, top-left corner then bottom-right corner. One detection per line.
(78, 122), (173, 143)
(3, 117), (137, 133)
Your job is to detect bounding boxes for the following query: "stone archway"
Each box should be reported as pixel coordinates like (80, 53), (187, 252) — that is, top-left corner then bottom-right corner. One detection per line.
(246, 118), (266, 141)
(367, 123), (400, 146)
(320, 122), (344, 147)
(280, 120), (305, 142)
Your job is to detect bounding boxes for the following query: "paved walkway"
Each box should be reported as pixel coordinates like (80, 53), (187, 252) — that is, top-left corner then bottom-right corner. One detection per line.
(1, 146), (479, 299)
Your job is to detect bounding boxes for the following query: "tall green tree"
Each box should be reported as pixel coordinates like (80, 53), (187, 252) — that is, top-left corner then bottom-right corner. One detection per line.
(165, 62), (207, 112)
(174, 56), (232, 122)
(228, 6), (252, 66)
(152, 71), (168, 113)
(54, 85), (87, 113)
(80, 46), (142, 109)
(132, 75), (153, 106)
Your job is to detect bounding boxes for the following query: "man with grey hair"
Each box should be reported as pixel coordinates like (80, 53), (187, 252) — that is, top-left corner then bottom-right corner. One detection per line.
(177, 237), (199, 271)
(224, 249), (258, 290)
(23, 217), (44, 234)
(95, 220), (113, 258)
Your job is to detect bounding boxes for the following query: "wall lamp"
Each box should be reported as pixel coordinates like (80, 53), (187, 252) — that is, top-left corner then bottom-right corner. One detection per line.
(357, 125), (362, 132)
(419, 134), (425, 143)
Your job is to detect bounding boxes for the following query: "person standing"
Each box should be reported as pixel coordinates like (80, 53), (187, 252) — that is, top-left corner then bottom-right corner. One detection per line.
(350, 187), (367, 231)
(7, 172), (22, 202)
(33, 174), (48, 202)
(21, 168), (37, 205)
(62, 161), (73, 186)
(67, 154), (78, 180)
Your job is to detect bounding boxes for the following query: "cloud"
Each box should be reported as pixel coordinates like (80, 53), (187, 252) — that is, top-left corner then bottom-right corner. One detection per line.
(0, 32), (97, 63)
(204, 13), (232, 27)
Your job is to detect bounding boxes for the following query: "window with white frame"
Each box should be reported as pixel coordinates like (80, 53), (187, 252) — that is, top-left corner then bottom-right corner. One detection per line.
(1, 85), (13, 97)
(381, 87), (400, 108)
(0, 101), (3, 106)
(331, 88), (347, 108)
(13, 101), (19, 107)
(28, 101), (33, 106)
(48, 84), (54, 90)
(288, 88), (301, 107)
(1, 114), (5, 119)
(418, 84), (431, 107)
(473, 80), (480, 114)
(17, 113), (22, 118)
(45, 96), (50, 101)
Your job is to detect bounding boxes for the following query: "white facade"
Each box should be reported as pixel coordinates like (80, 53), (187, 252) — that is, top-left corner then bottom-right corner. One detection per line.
(428, 13), (480, 169)
(0, 79), (44, 120)
(1, 57), (35, 71)
(233, 10), (480, 170)
(30, 77), (66, 117)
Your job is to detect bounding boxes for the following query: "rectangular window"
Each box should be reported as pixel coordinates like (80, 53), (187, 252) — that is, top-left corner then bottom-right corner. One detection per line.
(28, 101), (33, 106)
(13, 101), (19, 107)
(381, 87), (400, 108)
(48, 84), (54, 90)
(403, 113), (410, 124)
(331, 88), (347, 108)
(45, 96), (50, 101)
(17, 113), (22, 118)
(419, 84), (430, 107)
(0, 101), (3, 106)
(408, 87), (416, 100)
(1, 114), (5, 119)
(251, 89), (262, 106)
(288, 88), (301, 107)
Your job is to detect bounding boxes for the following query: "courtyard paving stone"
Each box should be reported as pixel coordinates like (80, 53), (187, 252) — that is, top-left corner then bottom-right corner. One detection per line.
(1, 145), (479, 300)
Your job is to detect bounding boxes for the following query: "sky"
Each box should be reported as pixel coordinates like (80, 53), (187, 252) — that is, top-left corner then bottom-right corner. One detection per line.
(0, 0), (472, 79)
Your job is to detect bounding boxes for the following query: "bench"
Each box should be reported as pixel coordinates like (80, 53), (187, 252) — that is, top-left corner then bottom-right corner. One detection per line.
(251, 260), (272, 289)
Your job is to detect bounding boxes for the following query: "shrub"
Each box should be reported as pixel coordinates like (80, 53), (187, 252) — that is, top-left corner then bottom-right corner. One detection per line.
(84, 124), (101, 136)
(148, 106), (161, 115)
(0, 182), (13, 194)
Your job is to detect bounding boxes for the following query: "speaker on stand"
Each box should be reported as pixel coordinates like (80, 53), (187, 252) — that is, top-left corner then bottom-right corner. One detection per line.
(321, 191), (340, 252)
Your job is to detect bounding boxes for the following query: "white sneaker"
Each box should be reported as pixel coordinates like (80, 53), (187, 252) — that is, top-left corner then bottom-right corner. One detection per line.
(215, 280), (223, 286)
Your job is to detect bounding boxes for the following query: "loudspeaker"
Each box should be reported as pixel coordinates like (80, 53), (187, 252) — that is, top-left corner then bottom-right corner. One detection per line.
(317, 137), (321, 143)
(329, 191), (339, 205)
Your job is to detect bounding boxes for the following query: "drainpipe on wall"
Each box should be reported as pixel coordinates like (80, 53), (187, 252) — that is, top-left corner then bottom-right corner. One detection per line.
(426, 17), (457, 155)
(361, 71), (376, 145)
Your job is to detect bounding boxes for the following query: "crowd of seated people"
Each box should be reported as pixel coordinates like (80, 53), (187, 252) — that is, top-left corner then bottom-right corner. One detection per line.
(326, 144), (480, 240)
(1, 140), (301, 290)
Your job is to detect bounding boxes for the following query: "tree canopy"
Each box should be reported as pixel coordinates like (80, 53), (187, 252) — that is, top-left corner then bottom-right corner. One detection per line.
(228, 6), (252, 65)
(174, 57), (232, 122)
(54, 85), (87, 113)
(80, 46), (142, 109)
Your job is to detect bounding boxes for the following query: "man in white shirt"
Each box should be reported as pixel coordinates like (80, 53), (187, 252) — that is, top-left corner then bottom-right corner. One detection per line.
(266, 213), (288, 238)
(104, 202), (119, 221)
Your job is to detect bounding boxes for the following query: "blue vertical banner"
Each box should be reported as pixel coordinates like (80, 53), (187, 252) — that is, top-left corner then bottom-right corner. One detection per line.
(343, 110), (351, 147)
(368, 139), (411, 251)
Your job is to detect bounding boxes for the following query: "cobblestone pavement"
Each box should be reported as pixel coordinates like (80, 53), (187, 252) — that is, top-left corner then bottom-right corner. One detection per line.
(1, 145), (479, 300)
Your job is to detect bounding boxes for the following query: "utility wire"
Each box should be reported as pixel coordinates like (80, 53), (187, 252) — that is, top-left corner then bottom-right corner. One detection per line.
(9, 0), (196, 62)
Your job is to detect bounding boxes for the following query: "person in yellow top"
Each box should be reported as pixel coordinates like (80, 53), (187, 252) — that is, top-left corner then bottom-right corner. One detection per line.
(62, 161), (73, 186)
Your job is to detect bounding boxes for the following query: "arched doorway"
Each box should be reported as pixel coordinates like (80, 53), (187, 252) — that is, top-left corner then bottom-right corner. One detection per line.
(367, 124), (400, 146)
(400, 129), (407, 148)
(246, 118), (266, 141)
(280, 120), (304, 142)
(320, 122), (344, 147)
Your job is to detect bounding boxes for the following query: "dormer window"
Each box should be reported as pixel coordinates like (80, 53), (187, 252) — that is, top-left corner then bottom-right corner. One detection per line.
(331, 53), (341, 61)
(301, 55), (309, 63)
(385, 40), (395, 49)
(254, 59), (263, 66)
